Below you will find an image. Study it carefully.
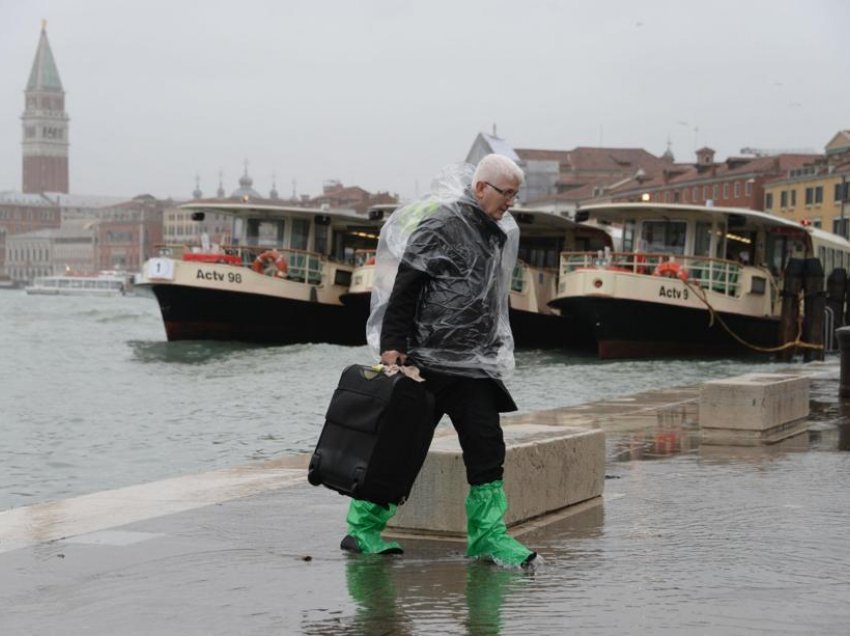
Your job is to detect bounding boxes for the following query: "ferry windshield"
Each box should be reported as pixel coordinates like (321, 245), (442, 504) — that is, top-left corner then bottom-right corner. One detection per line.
(639, 220), (687, 254)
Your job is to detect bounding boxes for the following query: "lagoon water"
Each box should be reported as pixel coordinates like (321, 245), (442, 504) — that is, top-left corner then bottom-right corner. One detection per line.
(1, 290), (804, 512)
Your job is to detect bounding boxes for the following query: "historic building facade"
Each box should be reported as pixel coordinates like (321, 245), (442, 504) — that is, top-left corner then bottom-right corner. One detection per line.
(763, 131), (850, 237)
(22, 23), (70, 194)
(602, 147), (820, 211)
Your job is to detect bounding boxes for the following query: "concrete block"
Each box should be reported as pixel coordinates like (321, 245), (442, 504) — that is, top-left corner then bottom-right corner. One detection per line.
(387, 424), (605, 537)
(700, 373), (809, 445)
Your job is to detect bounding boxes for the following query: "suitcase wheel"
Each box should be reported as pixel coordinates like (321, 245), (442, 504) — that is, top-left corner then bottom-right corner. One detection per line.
(307, 455), (322, 486)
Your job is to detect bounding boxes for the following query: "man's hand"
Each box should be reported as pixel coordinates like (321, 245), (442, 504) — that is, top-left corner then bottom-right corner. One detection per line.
(380, 350), (408, 366)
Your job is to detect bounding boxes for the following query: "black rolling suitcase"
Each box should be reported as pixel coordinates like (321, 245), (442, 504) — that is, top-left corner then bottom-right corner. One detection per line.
(307, 364), (435, 507)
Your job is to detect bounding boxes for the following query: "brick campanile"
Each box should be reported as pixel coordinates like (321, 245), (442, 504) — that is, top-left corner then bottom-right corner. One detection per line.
(22, 21), (69, 194)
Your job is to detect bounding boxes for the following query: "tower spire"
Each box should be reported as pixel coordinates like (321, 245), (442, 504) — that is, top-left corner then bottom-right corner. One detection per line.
(22, 23), (69, 193)
(216, 170), (225, 198)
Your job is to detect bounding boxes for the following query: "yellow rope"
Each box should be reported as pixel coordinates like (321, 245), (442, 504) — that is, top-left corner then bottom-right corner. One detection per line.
(682, 278), (823, 353)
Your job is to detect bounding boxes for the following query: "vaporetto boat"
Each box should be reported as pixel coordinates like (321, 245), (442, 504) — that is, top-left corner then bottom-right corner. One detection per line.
(136, 198), (383, 345)
(340, 205), (614, 349)
(548, 202), (850, 359)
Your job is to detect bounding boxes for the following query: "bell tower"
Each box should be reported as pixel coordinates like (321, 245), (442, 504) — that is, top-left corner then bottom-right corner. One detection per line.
(22, 21), (69, 193)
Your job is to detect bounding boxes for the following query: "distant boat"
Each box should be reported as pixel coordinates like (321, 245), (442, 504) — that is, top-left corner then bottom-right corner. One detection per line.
(25, 271), (132, 297)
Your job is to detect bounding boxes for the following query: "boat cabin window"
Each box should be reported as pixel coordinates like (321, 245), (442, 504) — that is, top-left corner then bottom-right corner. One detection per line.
(291, 219), (310, 251)
(765, 232), (807, 276)
(245, 219), (285, 248)
(622, 220), (636, 252)
(694, 222), (713, 257)
(314, 223), (329, 256)
(518, 237), (563, 268)
(330, 227), (380, 264)
(725, 230), (755, 263)
(639, 220), (686, 255)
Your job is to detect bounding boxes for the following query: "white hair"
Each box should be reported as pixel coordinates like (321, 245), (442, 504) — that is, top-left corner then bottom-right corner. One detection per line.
(471, 154), (525, 188)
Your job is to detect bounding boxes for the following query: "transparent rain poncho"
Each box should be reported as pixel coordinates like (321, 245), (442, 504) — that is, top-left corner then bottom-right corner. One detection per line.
(366, 163), (519, 379)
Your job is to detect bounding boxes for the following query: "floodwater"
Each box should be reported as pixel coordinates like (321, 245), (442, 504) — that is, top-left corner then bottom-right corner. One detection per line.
(0, 290), (805, 512)
(2, 291), (850, 634)
(298, 450), (850, 635)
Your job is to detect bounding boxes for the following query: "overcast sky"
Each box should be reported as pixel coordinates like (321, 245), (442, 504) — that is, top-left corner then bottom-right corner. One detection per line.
(2, 0), (848, 202)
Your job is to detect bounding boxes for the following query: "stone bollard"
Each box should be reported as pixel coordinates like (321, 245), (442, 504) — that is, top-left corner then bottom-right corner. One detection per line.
(837, 326), (850, 397)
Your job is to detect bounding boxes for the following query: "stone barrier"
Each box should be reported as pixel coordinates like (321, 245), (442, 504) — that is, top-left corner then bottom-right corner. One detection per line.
(699, 373), (809, 446)
(387, 424), (605, 537)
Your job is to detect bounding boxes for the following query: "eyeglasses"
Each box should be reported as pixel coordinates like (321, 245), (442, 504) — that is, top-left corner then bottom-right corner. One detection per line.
(485, 181), (519, 200)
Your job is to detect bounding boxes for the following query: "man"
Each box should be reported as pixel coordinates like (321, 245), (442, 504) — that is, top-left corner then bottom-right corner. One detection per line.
(341, 154), (537, 568)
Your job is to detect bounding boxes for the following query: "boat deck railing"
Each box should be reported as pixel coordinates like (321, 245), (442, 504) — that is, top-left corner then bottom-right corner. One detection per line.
(559, 251), (756, 297)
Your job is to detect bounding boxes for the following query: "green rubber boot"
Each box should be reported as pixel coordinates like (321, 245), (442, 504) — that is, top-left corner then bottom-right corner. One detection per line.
(340, 499), (403, 555)
(466, 480), (536, 568)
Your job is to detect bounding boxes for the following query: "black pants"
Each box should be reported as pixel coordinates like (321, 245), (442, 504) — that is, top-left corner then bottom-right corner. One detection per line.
(421, 371), (515, 486)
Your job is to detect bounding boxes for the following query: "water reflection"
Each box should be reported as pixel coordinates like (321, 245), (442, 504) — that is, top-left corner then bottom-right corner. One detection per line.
(344, 555), (414, 635)
(465, 562), (529, 635)
(128, 339), (262, 364)
(837, 398), (850, 451)
(301, 552), (539, 635)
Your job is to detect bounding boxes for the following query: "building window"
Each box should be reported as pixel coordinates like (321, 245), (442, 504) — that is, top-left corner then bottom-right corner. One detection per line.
(765, 193), (774, 209)
(712, 184), (719, 200)
(692, 187), (699, 201)
(791, 190), (796, 206)
(833, 217), (849, 239)
(815, 186), (823, 204)
(723, 183), (729, 199)
(806, 187), (814, 205)
(734, 181), (740, 197)
(683, 189), (689, 203)
(745, 181), (753, 195)
(780, 191), (788, 208)
(703, 186), (709, 200)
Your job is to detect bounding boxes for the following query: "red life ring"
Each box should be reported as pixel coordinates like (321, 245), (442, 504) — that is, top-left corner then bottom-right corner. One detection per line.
(252, 250), (281, 275)
(653, 261), (689, 281)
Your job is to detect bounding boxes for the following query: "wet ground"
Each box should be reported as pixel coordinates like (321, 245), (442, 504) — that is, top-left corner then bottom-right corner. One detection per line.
(1, 363), (849, 635)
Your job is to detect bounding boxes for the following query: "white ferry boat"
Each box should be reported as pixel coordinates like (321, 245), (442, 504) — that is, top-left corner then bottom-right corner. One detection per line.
(25, 272), (131, 296)
(136, 198), (383, 345)
(548, 202), (850, 359)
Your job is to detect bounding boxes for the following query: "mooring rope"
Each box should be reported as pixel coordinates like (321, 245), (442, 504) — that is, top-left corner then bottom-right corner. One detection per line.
(680, 277), (823, 353)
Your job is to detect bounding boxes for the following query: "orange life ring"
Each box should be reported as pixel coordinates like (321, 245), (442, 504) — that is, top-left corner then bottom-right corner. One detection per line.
(252, 250), (281, 275)
(653, 261), (689, 281)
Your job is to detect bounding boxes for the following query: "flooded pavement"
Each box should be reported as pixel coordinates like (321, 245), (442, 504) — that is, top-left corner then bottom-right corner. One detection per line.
(1, 365), (849, 635)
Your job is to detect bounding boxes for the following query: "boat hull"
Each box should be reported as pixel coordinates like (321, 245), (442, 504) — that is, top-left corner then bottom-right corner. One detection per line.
(340, 289), (595, 350)
(508, 306), (595, 350)
(150, 284), (366, 345)
(550, 295), (781, 359)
